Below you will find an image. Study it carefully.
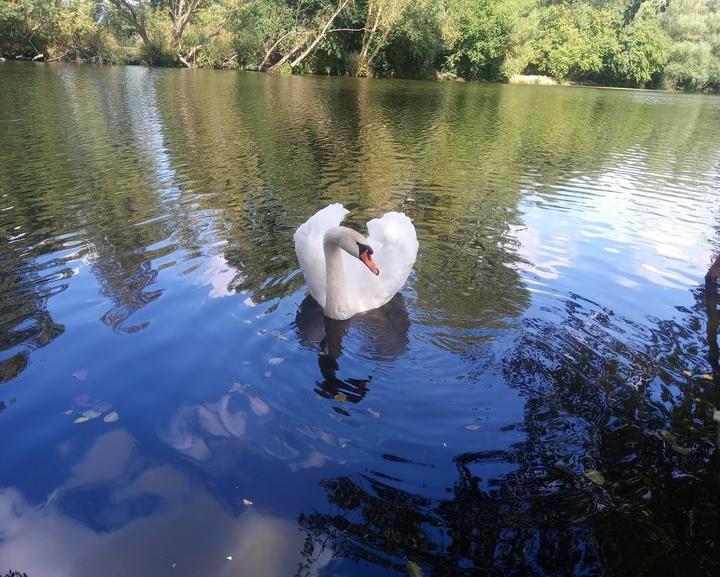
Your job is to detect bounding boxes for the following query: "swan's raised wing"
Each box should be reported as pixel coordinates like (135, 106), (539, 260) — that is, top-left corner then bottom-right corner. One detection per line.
(342, 211), (418, 314)
(293, 203), (349, 307)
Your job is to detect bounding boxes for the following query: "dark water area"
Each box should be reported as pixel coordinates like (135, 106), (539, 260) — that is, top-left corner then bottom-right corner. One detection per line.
(1, 62), (720, 576)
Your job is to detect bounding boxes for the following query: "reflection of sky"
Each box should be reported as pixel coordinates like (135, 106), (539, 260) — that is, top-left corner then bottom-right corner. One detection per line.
(511, 148), (720, 319)
(196, 254), (243, 298)
(0, 429), (330, 577)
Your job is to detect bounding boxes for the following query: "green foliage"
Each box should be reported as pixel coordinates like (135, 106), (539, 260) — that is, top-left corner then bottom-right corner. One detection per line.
(442, 0), (516, 81)
(531, 4), (620, 81)
(612, 2), (669, 86)
(661, 0), (720, 91)
(0, 0), (717, 92)
(0, 0), (58, 56)
(379, 0), (444, 79)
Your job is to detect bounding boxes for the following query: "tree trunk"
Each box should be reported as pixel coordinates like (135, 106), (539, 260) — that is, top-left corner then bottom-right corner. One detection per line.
(288, 0), (350, 69)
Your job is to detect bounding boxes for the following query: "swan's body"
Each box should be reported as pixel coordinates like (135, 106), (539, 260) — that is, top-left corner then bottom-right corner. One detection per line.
(294, 204), (418, 320)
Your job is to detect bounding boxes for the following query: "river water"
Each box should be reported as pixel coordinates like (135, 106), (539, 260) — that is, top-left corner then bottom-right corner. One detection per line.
(1, 63), (720, 576)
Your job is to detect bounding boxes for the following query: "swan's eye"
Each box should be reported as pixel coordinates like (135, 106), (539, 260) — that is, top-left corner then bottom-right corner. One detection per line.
(357, 242), (372, 256)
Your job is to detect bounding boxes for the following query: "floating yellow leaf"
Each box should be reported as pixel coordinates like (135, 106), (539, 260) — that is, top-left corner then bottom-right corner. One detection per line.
(73, 416), (90, 424)
(103, 411), (119, 423)
(334, 393), (348, 402)
(406, 560), (423, 577)
(682, 370), (692, 377)
(584, 469), (605, 485)
(670, 443), (690, 456)
(702, 374), (714, 381)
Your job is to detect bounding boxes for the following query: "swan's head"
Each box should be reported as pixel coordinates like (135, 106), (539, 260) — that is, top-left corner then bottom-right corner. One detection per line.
(324, 226), (379, 276)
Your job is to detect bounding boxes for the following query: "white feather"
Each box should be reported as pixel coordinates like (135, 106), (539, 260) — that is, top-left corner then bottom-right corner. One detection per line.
(293, 204), (418, 318)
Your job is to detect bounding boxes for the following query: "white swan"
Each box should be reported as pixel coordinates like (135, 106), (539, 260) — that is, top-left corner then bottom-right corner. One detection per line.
(294, 204), (418, 320)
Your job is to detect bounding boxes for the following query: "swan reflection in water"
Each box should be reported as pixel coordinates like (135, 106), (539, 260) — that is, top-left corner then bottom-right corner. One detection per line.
(293, 293), (411, 404)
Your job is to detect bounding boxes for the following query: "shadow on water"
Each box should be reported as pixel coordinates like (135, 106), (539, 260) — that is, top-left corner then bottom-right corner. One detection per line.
(294, 294), (410, 404)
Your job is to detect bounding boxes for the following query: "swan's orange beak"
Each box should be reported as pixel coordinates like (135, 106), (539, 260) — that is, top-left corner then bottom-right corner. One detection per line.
(360, 250), (379, 276)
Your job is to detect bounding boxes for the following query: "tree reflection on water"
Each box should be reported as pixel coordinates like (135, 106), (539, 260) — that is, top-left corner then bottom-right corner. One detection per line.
(300, 285), (720, 577)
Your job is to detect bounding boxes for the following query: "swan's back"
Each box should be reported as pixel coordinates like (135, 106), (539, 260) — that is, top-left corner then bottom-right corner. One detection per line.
(293, 203), (349, 307)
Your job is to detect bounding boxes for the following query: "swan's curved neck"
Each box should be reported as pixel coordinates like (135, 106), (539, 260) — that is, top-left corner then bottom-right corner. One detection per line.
(324, 242), (348, 318)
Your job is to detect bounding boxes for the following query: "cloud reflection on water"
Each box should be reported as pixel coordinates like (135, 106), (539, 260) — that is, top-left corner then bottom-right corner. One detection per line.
(0, 429), (320, 577)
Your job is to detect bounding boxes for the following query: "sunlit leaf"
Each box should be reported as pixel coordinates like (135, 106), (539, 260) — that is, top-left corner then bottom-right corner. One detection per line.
(269, 357), (284, 365)
(82, 409), (101, 420)
(334, 393), (348, 402)
(407, 560), (423, 577)
(103, 411), (119, 423)
(465, 423), (481, 431)
(243, 498), (253, 506)
(702, 374), (714, 381)
(73, 369), (88, 381)
(670, 443), (690, 455)
(73, 416), (90, 424)
(682, 370), (692, 377)
(584, 469), (605, 485)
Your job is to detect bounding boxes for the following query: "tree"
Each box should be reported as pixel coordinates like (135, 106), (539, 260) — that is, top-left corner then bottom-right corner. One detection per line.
(263, 0), (356, 72)
(442, 0), (516, 81)
(357, 0), (412, 76)
(531, 4), (620, 82)
(612, 1), (669, 87)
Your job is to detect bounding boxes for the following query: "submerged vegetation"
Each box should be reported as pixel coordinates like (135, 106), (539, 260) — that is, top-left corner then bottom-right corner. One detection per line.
(0, 0), (718, 91)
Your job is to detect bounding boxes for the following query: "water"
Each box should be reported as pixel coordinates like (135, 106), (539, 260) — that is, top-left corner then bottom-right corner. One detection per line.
(1, 63), (720, 577)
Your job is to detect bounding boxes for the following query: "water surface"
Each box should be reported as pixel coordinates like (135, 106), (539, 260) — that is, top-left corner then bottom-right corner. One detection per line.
(1, 63), (720, 576)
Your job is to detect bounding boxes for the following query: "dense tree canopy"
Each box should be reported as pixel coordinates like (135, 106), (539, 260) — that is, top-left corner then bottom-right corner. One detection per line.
(0, 0), (718, 92)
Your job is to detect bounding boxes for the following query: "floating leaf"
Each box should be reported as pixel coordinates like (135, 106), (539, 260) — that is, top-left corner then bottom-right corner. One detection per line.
(82, 409), (101, 420)
(584, 469), (605, 485)
(407, 560), (423, 577)
(63, 408), (73, 415)
(103, 411), (119, 423)
(269, 357), (284, 365)
(702, 373), (714, 381)
(73, 416), (90, 424)
(465, 423), (481, 431)
(367, 408), (380, 418)
(682, 370), (693, 377)
(670, 443), (691, 456)
(73, 369), (88, 381)
(334, 393), (348, 402)
(243, 498), (253, 506)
